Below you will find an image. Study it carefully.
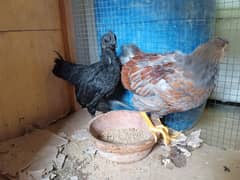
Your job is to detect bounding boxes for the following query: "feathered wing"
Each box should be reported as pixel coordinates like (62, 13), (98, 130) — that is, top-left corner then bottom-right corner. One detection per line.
(121, 53), (177, 97)
(121, 52), (211, 115)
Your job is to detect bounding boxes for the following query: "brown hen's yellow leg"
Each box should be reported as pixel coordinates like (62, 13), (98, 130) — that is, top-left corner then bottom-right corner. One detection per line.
(155, 118), (182, 139)
(140, 112), (181, 145)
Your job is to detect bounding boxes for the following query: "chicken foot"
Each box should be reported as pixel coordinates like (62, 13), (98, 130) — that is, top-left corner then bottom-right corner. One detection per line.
(140, 112), (181, 145)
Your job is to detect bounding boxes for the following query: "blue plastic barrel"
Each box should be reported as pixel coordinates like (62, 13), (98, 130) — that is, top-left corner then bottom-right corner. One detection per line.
(94, 0), (216, 131)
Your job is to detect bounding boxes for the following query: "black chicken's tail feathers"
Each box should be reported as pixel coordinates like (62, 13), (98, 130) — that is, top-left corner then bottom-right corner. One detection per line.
(54, 50), (65, 62)
(52, 51), (80, 85)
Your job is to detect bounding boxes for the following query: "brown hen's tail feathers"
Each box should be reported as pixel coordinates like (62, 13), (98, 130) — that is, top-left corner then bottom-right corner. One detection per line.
(120, 44), (143, 64)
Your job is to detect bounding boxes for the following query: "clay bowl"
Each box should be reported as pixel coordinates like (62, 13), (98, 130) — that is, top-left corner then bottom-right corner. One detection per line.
(88, 110), (155, 163)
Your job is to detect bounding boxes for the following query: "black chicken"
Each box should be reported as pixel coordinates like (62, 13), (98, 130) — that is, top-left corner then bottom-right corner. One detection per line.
(52, 31), (121, 116)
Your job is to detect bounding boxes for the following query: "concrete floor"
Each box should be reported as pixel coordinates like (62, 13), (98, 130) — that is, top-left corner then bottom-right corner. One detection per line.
(195, 103), (240, 150)
(0, 109), (240, 180)
(48, 109), (240, 180)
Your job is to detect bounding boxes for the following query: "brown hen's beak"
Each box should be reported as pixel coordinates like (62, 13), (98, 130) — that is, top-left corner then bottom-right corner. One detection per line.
(223, 39), (230, 53)
(224, 44), (230, 52)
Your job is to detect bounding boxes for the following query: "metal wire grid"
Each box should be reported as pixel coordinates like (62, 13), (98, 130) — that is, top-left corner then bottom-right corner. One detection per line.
(198, 0), (240, 150)
(71, 0), (98, 64)
(94, 1), (215, 55)
(211, 0), (240, 103)
(71, 0), (240, 150)
(72, 0), (215, 57)
(195, 103), (240, 150)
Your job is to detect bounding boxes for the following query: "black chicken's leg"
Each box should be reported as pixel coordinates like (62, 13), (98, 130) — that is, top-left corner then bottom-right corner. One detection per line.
(86, 93), (104, 116)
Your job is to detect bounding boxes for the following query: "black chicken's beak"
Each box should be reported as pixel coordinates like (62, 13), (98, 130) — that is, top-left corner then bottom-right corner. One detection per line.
(110, 44), (116, 51)
(108, 57), (112, 64)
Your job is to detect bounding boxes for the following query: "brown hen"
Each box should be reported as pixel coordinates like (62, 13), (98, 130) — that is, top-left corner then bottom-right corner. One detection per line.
(120, 38), (229, 144)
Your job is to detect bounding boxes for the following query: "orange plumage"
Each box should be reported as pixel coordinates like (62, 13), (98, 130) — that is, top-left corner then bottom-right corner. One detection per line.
(120, 38), (228, 115)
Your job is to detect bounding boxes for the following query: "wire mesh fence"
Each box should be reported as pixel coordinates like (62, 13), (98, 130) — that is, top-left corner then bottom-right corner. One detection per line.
(198, 0), (240, 150)
(71, 0), (240, 150)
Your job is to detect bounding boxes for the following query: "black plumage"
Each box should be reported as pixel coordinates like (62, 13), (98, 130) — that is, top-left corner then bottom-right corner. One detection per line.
(52, 31), (121, 116)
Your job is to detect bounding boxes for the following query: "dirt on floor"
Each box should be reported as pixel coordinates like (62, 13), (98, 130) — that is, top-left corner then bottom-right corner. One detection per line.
(43, 110), (240, 180)
(0, 109), (240, 180)
(50, 137), (240, 180)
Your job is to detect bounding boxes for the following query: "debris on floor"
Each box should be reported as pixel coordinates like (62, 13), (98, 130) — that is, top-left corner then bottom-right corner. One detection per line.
(71, 129), (90, 141)
(169, 146), (187, 168)
(186, 129), (203, 149)
(223, 165), (231, 173)
(0, 129), (68, 179)
(157, 129), (203, 168)
(171, 129), (203, 149)
(1, 116), (240, 180)
(161, 157), (175, 169)
(70, 176), (78, 180)
(0, 128), (203, 179)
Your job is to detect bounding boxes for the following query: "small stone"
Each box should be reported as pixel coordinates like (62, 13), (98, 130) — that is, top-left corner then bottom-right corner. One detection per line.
(55, 153), (67, 169)
(171, 133), (187, 146)
(186, 130), (203, 149)
(223, 166), (231, 173)
(161, 158), (174, 169)
(49, 173), (57, 179)
(155, 144), (171, 158)
(170, 147), (187, 168)
(70, 176), (78, 180)
(176, 146), (191, 157)
(71, 129), (90, 141)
